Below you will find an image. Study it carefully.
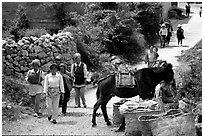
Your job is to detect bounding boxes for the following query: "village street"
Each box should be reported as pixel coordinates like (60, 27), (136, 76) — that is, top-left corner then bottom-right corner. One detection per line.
(68, 2), (202, 116)
(2, 3), (202, 136)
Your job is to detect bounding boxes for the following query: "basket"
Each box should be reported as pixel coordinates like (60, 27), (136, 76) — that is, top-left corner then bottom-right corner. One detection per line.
(139, 109), (196, 136)
(112, 102), (125, 126)
(124, 109), (162, 136)
(139, 109), (182, 136)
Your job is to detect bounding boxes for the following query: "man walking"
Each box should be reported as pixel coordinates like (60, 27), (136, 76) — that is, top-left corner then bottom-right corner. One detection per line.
(185, 3), (191, 17)
(159, 24), (168, 48)
(71, 53), (87, 108)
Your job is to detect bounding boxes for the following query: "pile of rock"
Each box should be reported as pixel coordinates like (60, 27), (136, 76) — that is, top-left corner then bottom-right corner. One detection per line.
(2, 32), (77, 77)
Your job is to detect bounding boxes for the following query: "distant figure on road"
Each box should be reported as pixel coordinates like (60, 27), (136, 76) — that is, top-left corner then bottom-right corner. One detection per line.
(176, 24), (185, 46)
(165, 23), (173, 46)
(185, 3), (191, 17)
(159, 24), (168, 48)
(199, 7), (202, 17)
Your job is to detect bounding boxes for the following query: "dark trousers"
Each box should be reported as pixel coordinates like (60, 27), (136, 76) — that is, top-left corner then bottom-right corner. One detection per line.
(178, 38), (183, 46)
(186, 9), (190, 16)
(62, 91), (70, 114)
(160, 35), (166, 47)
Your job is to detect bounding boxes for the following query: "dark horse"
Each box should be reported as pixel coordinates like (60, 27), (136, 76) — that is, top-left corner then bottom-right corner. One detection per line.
(91, 63), (175, 127)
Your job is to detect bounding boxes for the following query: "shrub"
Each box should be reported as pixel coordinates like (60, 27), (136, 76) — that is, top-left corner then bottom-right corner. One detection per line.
(9, 4), (29, 41)
(177, 40), (202, 102)
(2, 75), (31, 107)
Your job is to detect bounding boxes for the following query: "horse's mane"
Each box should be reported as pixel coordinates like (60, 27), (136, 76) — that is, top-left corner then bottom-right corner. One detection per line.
(96, 74), (115, 84)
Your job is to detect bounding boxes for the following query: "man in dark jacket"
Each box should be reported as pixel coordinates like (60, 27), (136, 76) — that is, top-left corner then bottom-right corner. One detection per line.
(176, 24), (185, 46)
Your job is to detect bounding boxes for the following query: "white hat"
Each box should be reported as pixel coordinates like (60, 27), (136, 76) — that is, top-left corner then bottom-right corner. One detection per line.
(161, 24), (166, 27)
(178, 24), (182, 27)
(74, 53), (81, 58)
(31, 59), (41, 66)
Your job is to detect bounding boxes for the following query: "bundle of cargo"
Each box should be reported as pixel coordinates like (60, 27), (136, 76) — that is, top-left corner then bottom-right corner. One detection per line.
(116, 96), (163, 136)
(2, 31), (77, 77)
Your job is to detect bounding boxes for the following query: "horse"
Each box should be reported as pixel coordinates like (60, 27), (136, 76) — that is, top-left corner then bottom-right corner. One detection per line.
(91, 63), (175, 127)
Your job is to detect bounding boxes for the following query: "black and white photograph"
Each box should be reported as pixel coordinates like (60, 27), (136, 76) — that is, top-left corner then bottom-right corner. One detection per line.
(1, 1), (202, 136)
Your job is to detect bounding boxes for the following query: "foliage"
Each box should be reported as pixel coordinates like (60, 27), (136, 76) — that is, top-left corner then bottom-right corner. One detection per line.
(9, 5), (29, 41)
(65, 2), (161, 69)
(177, 40), (202, 102)
(132, 2), (162, 44)
(52, 2), (67, 28)
(24, 28), (48, 37)
(2, 75), (32, 107)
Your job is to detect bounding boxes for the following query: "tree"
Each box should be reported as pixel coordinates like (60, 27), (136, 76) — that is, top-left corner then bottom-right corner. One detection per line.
(10, 5), (29, 41)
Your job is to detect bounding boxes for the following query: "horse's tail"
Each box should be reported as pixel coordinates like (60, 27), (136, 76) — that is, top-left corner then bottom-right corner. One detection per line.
(96, 87), (100, 100)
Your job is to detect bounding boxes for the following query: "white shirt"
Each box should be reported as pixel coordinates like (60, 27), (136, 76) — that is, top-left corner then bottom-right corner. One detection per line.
(43, 72), (65, 94)
(159, 28), (168, 36)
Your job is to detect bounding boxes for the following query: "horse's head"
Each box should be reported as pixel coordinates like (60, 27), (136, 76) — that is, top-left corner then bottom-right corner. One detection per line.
(162, 63), (175, 84)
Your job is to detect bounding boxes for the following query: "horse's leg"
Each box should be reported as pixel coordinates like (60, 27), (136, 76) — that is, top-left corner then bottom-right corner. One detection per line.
(92, 98), (103, 127)
(101, 95), (112, 126)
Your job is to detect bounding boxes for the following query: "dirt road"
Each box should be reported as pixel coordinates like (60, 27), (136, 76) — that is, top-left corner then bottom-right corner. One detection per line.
(2, 3), (202, 136)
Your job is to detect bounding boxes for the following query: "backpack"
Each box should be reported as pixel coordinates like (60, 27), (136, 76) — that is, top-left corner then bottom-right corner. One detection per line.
(27, 70), (43, 85)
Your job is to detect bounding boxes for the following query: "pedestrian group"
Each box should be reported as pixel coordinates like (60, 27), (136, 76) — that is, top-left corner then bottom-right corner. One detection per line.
(26, 53), (87, 124)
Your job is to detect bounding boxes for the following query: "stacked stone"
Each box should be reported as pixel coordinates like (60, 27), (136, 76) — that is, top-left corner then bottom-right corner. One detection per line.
(2, 32), (77, 76)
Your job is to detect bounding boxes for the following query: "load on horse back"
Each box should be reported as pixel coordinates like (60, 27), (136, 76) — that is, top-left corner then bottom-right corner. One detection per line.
(149, 60), (167, 68)
(91, 62), (175, 127)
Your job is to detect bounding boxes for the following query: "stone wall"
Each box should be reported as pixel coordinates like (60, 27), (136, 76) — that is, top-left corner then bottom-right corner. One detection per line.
(2, 32), (77, 77)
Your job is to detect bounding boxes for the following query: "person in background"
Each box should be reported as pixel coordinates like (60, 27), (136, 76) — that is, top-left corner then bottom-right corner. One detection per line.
(25, 59), (44, 118)
(55, 55), (63, 107)
(185, 2), (191, 17)
(59, 63), (73, 116)
(43, 63), (65, 124)
(165, 24), (173, 46)
(55, 55), (61, 72)
(71, 53), (87, 108)
(159, 24), (168, 48)
(145, 45), (157, 67)
(176, 24), (185, 46)
(199, 7), (202, 17)
(153, 47), (159, 60)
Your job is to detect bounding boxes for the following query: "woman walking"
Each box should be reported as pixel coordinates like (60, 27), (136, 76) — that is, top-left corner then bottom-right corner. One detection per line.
(43, 63), (65, 124)
(71, 53), (87, 108)
(59, 63), (73, 116)
(25, 59), (44, 118)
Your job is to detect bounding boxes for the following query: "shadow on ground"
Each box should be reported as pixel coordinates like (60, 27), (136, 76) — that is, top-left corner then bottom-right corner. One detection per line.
(66, 112), (87, 117)
(55, 120), (77, 125)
